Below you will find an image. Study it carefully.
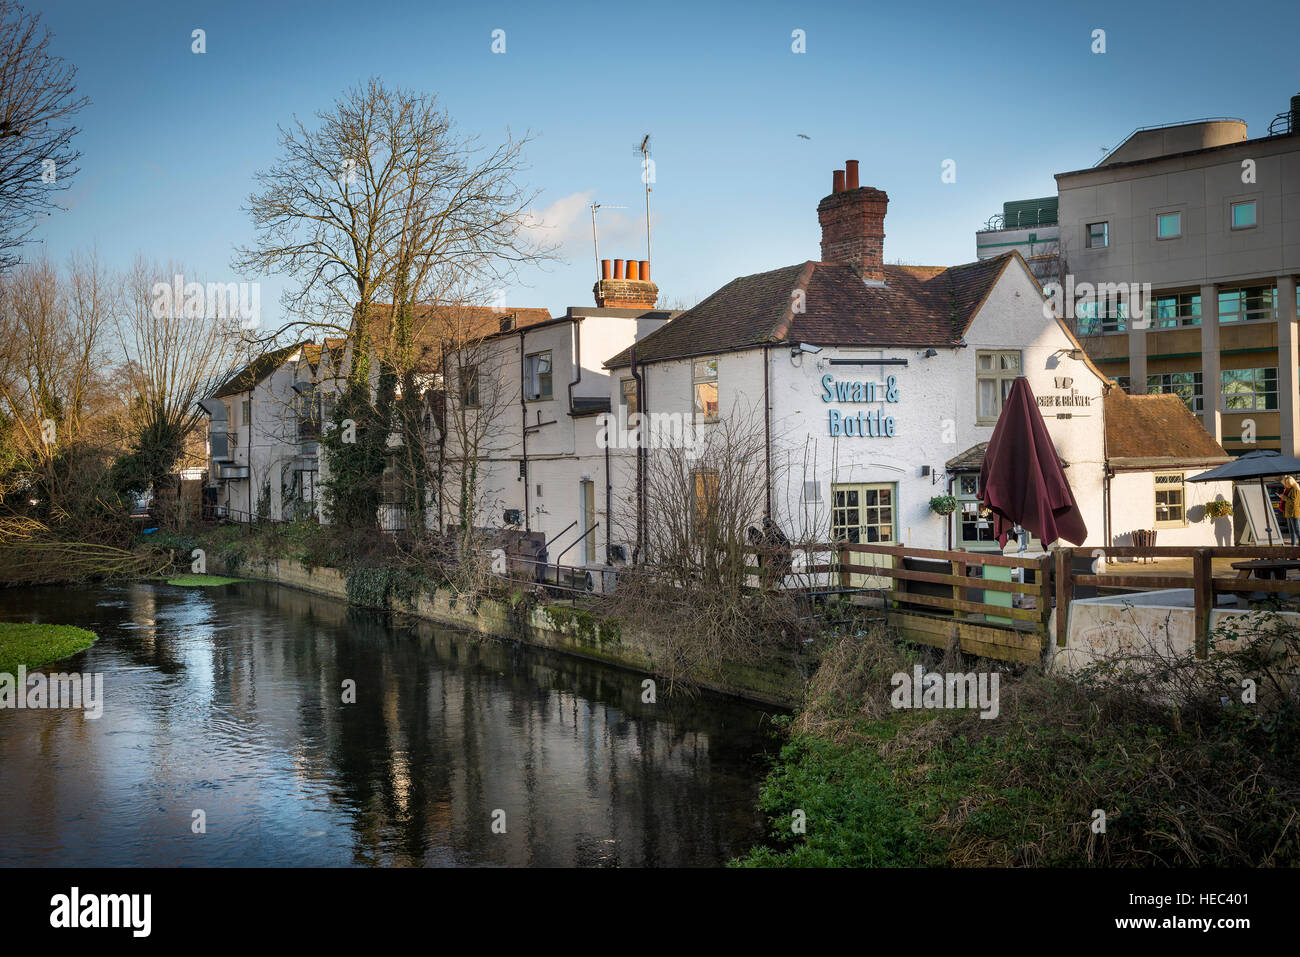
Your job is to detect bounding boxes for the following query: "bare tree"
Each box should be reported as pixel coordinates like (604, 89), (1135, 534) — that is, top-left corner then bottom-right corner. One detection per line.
(114, 257), (244, 496)
(0, 1), (88, 268)
(606, 408), (810, 689)
(0, 252), (116, 527)
(235, 77), (551, 533)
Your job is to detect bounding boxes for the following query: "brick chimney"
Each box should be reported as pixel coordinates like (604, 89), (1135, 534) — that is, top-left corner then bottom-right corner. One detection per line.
(593, 257), (658, 309)
(817, 160), (888, 284)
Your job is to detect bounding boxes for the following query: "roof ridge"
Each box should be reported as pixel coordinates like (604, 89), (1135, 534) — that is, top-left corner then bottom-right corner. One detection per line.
(768, 261), (818, 343)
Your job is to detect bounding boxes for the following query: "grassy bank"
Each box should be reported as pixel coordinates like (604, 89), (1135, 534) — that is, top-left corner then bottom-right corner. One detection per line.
(735, 621), (1300, 867)
(0, 622), (99, 673)
(165, 574), (244, 586)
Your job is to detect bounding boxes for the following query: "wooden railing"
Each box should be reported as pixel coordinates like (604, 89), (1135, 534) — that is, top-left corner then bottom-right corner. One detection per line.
(746, 541), (1300, 665)
(1054, 545), (1300, 657)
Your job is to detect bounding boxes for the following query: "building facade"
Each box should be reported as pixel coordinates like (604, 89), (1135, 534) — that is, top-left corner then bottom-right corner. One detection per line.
(1048, 96), (1300, 460)
(447, 162), (1233, 578)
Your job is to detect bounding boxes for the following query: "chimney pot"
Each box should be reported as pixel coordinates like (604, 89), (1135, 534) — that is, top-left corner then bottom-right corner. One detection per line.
(626, 259), (639, 281)
(845, 160), (859, 190)
(639, 260), (650, 282)
(614, 259), (625, 279)
(832, 169), (845, 194)
(601, 259), (611, 280)
(818, 177), (889, 285)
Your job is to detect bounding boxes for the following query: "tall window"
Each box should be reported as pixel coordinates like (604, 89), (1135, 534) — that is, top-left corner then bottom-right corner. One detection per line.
(1151, 291), (1201, 328)
(1086, 221), (1109, 248)
(1154, 472), (1186, 528)
(1218, 286), (1276, 324)
(525, 351), (552, 400)
(957, 475), (996, 545)
(1156, 211), (1182, 239)
(1146, 371), (1204, 414)
(693, 357), (719, 420)
(459, 365), (479, 408)
(691, 467), (719, 536)
(620, 377), (638, 416)
(1221, 368), (1278, 412)
(1230, 200), (1257, 229)
(241, 399), (251, 426)
(976, 350), (1020, 424)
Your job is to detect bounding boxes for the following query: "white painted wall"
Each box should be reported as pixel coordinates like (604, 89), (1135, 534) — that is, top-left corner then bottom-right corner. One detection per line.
(1109, 470), (1235, 547)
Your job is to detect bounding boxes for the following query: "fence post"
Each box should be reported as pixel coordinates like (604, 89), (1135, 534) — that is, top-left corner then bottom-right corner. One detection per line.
(1037, 552), (1054, 650)
(1192, 547), (1212, 659)
(1054, 547), (1071, 648)
(838, 541), (849, 590)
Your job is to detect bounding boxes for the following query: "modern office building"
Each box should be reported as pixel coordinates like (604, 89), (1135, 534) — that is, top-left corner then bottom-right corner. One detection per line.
(1014, 94), (1300, 458)
(974, 196), (1061, 286)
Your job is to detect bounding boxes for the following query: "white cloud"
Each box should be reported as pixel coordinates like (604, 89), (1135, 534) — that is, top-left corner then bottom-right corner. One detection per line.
(522, 190), (643, 262)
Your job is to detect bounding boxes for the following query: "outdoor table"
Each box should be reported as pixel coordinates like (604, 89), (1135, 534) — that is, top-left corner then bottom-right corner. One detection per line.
(1231, 559), (1300, 581)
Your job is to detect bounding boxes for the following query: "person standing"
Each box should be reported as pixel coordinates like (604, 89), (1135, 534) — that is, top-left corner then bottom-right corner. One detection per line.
(1283, 476), (1300, 546)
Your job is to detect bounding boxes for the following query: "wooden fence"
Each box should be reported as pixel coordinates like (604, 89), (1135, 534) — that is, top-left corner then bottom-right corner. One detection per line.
(771, 542), (1300, 665)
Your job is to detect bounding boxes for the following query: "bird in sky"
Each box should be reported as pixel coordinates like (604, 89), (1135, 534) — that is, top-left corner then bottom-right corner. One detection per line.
(797, 133), (811, 140)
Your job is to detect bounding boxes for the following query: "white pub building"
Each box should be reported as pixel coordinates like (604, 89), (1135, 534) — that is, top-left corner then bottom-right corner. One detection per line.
(445, 161), (1234, 578)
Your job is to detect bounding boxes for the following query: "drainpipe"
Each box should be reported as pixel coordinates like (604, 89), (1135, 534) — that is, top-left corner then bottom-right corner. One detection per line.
(604, 439), (612, 563)
(518, 325), (529, 532)
(946, 474), (954, 551)
(763, 344), (772, 517)
(566, 316), (584, 417)
(630, 346), (645, 565)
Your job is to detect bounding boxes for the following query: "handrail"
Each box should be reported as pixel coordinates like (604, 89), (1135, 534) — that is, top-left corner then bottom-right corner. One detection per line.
(552, 522), (599, 583)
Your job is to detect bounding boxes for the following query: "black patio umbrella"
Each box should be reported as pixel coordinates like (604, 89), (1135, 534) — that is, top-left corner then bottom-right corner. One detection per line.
(1186, 449), (1300, 545)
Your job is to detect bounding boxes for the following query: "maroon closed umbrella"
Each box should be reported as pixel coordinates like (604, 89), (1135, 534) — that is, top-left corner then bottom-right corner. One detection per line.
(978, 376), (1087, 548)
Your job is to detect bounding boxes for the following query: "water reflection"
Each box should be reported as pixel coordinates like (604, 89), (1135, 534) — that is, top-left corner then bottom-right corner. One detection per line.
(0, 582), (774, 867)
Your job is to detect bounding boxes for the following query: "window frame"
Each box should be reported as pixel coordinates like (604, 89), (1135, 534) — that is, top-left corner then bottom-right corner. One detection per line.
(1086, 221), (1109, 249)
(692, 357), (719, 422)
(524, 350), (553, 401)
(1230, 200), (1257, 230)
(619, 377), (638, 417)
(1146, 371), (1204, 415)
(975, 350), (1022, 425)
(1150, 291), (1202, 329)
(1154, 471), (1187, 529)
(1217, 285), (1277, 325)
(459, 364), (480, 409)
(1220, 367), (1278, 413)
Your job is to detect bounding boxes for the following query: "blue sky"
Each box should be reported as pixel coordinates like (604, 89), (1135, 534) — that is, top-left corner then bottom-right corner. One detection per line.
(28, 0), (1300, 327)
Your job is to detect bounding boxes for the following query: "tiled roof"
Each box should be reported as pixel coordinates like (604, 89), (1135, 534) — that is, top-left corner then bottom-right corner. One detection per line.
(605, 253), (1015, 367)
(1105, 392), (1229, 465)
(212, 342), (309, 399)
(946, 442), (989, 471)
(364, 304), (551, 372)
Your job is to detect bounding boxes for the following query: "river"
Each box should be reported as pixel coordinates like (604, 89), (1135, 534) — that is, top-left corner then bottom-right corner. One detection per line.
(0, 581), (776, 867)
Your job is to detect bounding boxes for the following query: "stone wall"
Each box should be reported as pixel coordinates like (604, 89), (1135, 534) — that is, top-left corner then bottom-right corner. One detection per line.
(257, 559), (806, 707)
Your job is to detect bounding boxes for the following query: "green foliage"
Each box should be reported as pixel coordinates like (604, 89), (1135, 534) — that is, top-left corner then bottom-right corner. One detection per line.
(166, 574), (244, 586)
(928, 494), (959, 515)
(738, 619), (1300, 867)
(734, 727), (936, 867)
(345, 563), (433, 609)
(319, 385), (387, 529)
(0, 622), (98, 673)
